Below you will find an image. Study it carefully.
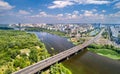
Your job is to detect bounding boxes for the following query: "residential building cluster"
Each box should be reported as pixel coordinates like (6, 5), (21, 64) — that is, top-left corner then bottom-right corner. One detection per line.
(10, 23), (94, 34)
(110, 25), (120, 38)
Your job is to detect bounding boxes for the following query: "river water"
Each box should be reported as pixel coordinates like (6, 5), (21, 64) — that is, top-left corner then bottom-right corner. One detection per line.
(35, 32), (120, 74)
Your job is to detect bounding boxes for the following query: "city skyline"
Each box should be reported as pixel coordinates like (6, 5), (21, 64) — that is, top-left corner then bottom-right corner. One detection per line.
(0, 0), (120, 24)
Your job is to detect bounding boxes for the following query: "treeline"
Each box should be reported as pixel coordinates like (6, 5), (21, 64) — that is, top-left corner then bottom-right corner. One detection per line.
(102, 29), (109, 39)
(25, 27), (66, 37)
(88, 44), (120, 52)
(0, 27), (14, 30)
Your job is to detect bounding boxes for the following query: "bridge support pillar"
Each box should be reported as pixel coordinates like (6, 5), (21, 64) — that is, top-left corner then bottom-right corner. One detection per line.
(81, 49), (83, 51)
(67, 57), (69, 60)
(75, 52), (77, 55)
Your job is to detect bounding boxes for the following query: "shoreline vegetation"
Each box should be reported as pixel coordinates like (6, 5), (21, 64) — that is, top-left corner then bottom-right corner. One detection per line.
(25, 27), (67, 37)
(25, 27), (86, 45)
(87, 44), (120, 60)
(87, 29), (120, 60)
(25, 27), (120, 60)
(0, 30), (72, 74)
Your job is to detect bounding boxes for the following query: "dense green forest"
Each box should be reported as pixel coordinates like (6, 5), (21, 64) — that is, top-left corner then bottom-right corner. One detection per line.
(0, 30), (71, 74)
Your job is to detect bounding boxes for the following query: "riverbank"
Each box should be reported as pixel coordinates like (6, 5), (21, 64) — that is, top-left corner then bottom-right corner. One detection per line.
(25, 27), (86, 45)
(33, 28), (120, 61)
(87, 30), (120, 60)
(25, 27), (66, 37)
(0, 30), (72, 74)
(87, 44), (120, 60)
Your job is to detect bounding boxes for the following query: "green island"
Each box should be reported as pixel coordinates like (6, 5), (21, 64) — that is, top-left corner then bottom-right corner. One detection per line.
(26, 27), (120, 60)
(0, 30), (72, 74)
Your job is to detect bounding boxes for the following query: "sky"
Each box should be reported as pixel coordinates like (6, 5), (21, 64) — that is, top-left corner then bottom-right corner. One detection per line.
(0, 0), (120, 24)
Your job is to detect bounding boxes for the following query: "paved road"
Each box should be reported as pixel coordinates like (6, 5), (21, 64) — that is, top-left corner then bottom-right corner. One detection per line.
(13, 29), (104, 74)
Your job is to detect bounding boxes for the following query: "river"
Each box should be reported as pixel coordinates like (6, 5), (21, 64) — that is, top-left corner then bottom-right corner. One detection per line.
(35, 32), (120, 74)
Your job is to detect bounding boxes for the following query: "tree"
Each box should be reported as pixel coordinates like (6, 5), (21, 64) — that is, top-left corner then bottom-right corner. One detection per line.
(9, 50), (20, 59)
(14, 58), (28, 69)
(4, 69), (12, 74)
(29, 49), (38, 63)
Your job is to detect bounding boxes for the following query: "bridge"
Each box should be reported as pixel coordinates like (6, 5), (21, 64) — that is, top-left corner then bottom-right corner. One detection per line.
(13, 29), (104, 74)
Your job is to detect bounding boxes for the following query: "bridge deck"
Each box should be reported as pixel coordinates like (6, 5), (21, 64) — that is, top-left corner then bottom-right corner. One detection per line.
(13, 29), (104, 74)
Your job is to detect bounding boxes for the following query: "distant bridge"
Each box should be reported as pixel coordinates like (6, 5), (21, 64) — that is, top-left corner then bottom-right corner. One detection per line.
(13, 29), (104, 74)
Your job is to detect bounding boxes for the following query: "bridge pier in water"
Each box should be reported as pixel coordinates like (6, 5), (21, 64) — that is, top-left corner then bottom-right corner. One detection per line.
(67, 57), (69, 60)
(75, 52), (78, 55)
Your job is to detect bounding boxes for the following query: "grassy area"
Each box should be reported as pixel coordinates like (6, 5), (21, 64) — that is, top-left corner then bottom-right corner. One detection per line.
(69, 38), (85, 45)
(0, 30), (72, 74)
(87, 44), (120, 60)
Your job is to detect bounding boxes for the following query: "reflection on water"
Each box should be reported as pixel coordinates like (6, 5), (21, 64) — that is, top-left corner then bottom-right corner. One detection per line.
(63, 49), (120, 74)
(35, 32), (120, 74)
(35, 32), (74, 54)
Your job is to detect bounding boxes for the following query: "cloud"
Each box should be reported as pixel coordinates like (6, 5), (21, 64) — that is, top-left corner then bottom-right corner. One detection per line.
(84, 10), (93, 16)
(57, 14), (63, 17)
(115, 11), (120, 16)
(102, 10), (106, 13)
(0, 0), (14, 11)
(73, 10), (79, 14)
(4, 9), (120, 24)
(48, 0), (112, 9)
(60, 11), (80, 19)
(86, 0), (110, 4)
(39, 11), (54, 17)
(39, 12), (47, 16)
(73, 0), (110, 4)
(92, 9), (97, 12)
(57, 10), (106, 21)
(48, 1), (74, 9)
(18, 10), (30, 15)
(115, 2), (120, 9)
(31, 11), (54, 17)
(109, 11), (120, 17)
